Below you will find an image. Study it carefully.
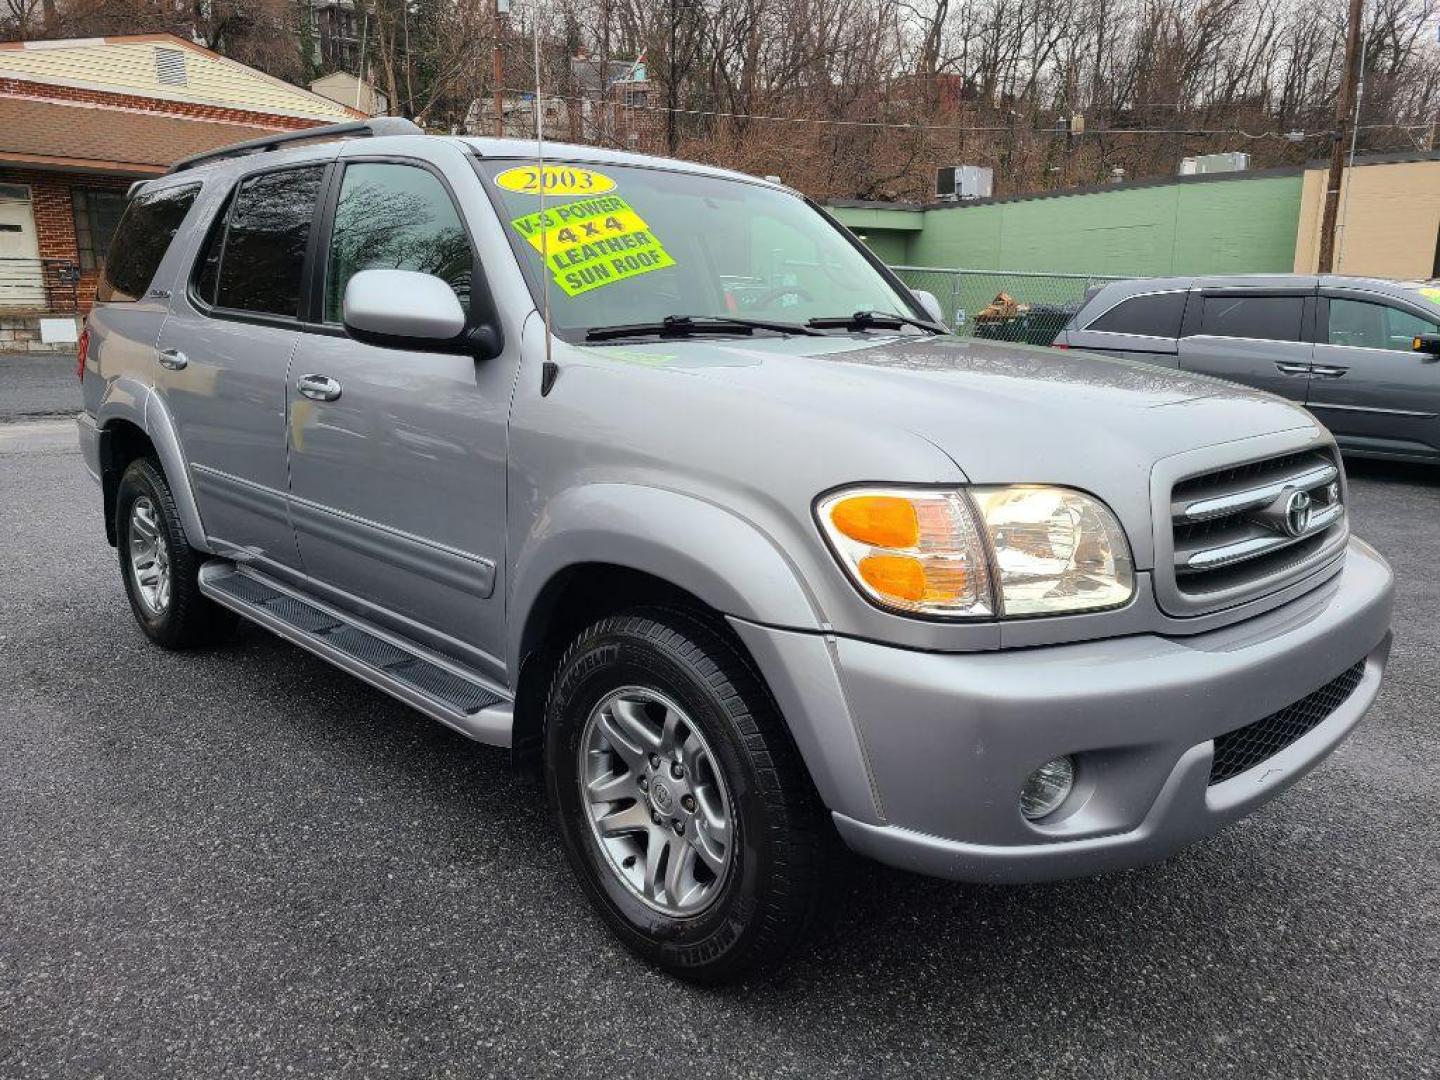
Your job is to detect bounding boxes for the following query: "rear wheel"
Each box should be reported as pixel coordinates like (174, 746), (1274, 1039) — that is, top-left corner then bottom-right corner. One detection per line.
(115, 457), (236, 649)
(545, 607), (829, 982)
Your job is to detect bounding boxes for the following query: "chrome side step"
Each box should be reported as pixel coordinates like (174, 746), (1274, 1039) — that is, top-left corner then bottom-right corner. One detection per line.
(198, 561), (513, 747)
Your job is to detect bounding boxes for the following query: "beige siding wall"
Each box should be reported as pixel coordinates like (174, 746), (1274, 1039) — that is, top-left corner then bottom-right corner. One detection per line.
(1295, 159), (1440, 279)
(0, 39), (355, 121)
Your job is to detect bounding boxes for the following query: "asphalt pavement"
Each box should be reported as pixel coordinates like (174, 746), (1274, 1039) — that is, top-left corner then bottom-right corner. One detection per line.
(0, 353), (81, 421)
(1, 415), (1437, 1079)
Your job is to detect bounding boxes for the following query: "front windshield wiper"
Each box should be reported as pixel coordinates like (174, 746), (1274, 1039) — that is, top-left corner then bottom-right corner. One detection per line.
(806, 310), (946, 334)
(585, 314), (825, 342)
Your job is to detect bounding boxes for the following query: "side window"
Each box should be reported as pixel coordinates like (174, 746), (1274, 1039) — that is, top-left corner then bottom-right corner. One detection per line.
(1329, 298), (1439, 351)
(95, 184), (200, 303)
(323, 162), (472, 324)
(1087, 291), (1187, 337)
(1198, 295), (1303, 343)
(211, 166), (326, 318)
(1382, 306), (1438, 350)
(191, 191), (230, 307)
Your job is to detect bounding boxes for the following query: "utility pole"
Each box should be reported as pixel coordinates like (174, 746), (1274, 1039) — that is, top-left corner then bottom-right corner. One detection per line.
(666, 0), (679, 155)
(1317, 0), (1364, 273)
(492, 0), (507, 137)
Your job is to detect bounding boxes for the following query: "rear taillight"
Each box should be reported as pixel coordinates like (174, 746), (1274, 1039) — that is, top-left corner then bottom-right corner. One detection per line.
(76, 327), (90, 380)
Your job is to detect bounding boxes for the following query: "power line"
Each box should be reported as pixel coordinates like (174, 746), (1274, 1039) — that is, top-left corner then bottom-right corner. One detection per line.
(499, 88), (1339, 139)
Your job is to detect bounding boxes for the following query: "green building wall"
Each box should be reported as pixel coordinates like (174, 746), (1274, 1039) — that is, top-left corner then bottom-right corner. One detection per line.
(830, 172), (1305, 276)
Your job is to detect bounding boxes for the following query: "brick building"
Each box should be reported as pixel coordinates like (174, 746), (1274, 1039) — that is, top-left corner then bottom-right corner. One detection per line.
(0, 34), (363, 351)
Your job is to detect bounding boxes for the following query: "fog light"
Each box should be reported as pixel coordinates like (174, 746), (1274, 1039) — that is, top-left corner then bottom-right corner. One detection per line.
(1020, 756), (1075, 820)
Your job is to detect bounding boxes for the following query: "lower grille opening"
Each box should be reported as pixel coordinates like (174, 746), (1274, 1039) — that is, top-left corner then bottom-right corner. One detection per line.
(1208, 661), (1366, 785)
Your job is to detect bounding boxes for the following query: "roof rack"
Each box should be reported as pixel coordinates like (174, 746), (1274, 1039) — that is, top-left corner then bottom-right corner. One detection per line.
(167, 117), (423, 175)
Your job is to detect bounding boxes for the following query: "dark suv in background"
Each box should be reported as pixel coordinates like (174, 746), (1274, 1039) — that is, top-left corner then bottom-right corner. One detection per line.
(1060, 275), (1440, 464)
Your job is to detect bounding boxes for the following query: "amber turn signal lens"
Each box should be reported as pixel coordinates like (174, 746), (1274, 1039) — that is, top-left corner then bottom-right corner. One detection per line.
(829, 495), (920, 549)
(815, 486), (993, 617)
(858, 554), (970, 605)
(858, 554), (925, 601)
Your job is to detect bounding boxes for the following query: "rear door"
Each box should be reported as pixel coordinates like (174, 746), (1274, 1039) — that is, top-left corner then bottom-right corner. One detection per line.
(1308, 291), (1440, 461)
(155, 162), (330, 568)
(1177, 290), (1314, 399)
(1064, 287), (1188, 367)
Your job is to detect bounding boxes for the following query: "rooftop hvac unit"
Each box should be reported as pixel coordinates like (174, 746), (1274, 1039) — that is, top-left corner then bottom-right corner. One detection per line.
(936, 165), (993, 201)
(1179, 152), (1251, 176)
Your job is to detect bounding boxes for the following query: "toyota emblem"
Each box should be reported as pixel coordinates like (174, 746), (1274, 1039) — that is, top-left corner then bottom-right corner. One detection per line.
(1283, 489), (1313, 537)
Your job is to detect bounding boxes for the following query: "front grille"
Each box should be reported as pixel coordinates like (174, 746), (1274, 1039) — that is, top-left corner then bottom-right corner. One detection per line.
(1208, 661), (1366, 784)
(1166, 447), (1347, 611)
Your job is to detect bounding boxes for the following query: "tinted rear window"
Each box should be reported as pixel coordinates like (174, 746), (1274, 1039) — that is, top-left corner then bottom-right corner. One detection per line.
(211, 166), (325, 318)
(96, 184), (200, 302)
(1198, 295), (1304, 342)
(1087, 291), (1187, 337)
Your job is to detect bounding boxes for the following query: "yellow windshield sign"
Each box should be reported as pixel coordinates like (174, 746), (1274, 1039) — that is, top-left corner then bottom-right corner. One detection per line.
(493, 165), (616, 197)
(1420, 287), (1440, 305)
(511, 195), (676, 297)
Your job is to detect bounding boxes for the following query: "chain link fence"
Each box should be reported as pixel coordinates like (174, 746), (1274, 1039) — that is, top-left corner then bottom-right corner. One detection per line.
(892, 266), (1125, 344)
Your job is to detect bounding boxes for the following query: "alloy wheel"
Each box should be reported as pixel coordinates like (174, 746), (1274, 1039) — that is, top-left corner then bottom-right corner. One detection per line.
(578, 687), (735, 916)
(127, 495), (171, 615)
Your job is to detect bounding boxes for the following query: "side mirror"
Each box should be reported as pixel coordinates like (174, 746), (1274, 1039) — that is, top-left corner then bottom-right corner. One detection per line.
(1412, 333), (1440, 357)
(910, 288), (946, 327)
(343, 268), (475, 353)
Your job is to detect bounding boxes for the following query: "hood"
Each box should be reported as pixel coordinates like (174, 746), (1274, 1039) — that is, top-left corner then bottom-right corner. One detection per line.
(578, 333), (1322, 566)
(588, 333), (1318, 474)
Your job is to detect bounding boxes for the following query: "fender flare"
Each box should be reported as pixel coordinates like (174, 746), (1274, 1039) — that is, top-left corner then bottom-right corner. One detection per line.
(506, 483), (824, 675)
(98, 379), (211, 553)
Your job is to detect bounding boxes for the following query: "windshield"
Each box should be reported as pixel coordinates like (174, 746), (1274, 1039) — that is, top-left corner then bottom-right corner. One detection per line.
(475, 159), (920, 341)
(1410, 283), (1440, 311)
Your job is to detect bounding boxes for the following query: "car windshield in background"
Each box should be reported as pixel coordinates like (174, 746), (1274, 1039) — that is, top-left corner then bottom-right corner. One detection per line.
(475, 160), (919, 342)
(1409, 283), (1440, 311)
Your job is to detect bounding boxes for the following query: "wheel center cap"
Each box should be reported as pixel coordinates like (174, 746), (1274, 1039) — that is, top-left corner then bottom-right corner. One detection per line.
(649, 778), (675, 815)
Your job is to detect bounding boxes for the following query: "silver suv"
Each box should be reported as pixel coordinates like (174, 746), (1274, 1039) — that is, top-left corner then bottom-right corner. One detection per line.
(77, 120), (1395, 981)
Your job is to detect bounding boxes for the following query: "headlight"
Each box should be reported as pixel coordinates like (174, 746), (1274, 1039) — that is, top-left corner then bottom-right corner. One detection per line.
(817, 485), (1133, 619)
(970, 485), (1134, 615)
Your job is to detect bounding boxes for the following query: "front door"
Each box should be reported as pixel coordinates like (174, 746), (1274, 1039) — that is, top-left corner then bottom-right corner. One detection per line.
(157, 163), (329, 568)
(1177, 290), (1314, 401)
(286, 159), (510, 671)
(1308, 293), (1440, 461)
(0, 183), (43, 308)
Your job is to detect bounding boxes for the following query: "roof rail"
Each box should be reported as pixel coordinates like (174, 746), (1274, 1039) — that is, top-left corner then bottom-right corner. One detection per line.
(167, 117), (423, 175)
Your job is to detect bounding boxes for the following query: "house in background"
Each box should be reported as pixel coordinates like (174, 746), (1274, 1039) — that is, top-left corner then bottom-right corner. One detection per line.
(310, 70), (388, 116)
(465, 51), (655, 147)
(304, 0), (365, 75)
(0, 33), (362, 351)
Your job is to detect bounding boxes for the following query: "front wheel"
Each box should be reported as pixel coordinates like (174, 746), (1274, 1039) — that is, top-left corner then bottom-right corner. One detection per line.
(545, 608), (830, 982)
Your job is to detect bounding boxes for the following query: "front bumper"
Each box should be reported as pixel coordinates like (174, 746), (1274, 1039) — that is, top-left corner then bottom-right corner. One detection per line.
(738, 537), (1393, 884)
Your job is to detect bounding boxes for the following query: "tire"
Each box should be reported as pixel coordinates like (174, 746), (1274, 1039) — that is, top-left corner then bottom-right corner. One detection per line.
(115, 457), (237, 650)
(545, 606), (829, 982)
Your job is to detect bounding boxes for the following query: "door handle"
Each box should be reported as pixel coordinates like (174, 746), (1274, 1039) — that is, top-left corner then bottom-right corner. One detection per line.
(296, 373), (342, 402)
(157, 348), (188, 370)
(1273, 361), (1312, 375)
(1311, 364), (1349, 378)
